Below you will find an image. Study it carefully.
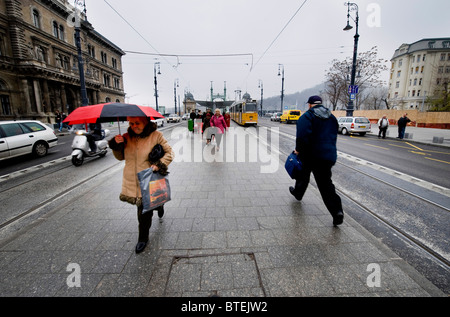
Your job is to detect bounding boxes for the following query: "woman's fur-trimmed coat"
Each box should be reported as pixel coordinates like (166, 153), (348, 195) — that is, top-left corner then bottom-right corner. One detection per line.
(108, 122), (174, 207)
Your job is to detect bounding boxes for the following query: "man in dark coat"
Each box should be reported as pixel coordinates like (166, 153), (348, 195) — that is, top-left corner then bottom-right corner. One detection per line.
(289, 95), (344, 226)
(397, 113), (411, 140)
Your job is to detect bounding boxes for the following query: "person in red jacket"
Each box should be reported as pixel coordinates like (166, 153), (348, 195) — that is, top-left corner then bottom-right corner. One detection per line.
(209, 108), (228, 151)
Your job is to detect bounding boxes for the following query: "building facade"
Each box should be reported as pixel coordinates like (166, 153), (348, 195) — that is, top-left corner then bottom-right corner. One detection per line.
(0, 0), (125, 123)
(388, 38), (450, 111)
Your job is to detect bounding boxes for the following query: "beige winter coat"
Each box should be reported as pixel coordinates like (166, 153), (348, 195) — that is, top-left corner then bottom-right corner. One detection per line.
(110, 129), (174, 206)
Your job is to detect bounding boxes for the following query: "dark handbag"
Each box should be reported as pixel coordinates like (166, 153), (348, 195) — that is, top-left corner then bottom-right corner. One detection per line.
(285, 152), (302, 179)
(149, 144), (164, 162)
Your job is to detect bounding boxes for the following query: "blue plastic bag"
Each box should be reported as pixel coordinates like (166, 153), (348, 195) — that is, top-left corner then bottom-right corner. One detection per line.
(285, 152), (302, 179)
(137, 168), (171, 214)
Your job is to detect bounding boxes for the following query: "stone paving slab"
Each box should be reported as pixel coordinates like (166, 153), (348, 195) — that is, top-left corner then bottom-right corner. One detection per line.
(0, 127), (445, 297)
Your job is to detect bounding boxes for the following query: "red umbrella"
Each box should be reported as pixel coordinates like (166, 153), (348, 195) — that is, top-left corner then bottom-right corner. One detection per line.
(63, 102), (164, 133)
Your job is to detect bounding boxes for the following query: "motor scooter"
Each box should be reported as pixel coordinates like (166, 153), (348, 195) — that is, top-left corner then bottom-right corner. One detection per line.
(71, 129), (110, 166)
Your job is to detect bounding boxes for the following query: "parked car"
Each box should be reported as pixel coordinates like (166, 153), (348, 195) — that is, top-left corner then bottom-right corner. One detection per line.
(151, 118), (165, 128)
(182, 113), (190, 120)
(271, 112), (283, 122)
(280, 110), (302, 124)
(337, 117), (371, 136)
(167, 114), (181, 123)
(0, 120), (58, 161)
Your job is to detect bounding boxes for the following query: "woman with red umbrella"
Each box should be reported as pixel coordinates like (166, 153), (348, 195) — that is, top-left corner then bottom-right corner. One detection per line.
(109, 116), (174, 254)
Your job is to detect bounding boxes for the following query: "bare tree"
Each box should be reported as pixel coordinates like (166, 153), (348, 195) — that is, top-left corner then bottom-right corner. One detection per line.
(324, 46), (389, 111)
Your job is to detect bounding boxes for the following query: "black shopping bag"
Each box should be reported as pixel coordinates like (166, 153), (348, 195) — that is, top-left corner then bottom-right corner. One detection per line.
(137, 168), (171, 214)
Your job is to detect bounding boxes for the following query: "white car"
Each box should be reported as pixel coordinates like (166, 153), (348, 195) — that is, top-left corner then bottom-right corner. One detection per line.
(167, 114), (181, 123)
(151, 118), (165, 128)
(0, 120), (58, 161)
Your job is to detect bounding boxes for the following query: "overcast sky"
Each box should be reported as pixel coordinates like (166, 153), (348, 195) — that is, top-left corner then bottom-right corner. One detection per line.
(84, 0), (450, 111)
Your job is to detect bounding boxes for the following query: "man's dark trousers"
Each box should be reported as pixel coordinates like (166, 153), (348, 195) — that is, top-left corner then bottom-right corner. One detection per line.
(293, 160), (343, 217)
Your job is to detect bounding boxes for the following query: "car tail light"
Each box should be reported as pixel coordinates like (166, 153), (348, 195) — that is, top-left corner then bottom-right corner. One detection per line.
(351, 123), (355, 129)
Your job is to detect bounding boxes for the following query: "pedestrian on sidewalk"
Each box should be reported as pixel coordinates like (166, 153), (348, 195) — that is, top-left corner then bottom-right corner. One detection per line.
(397, 113), (411, 140)
(210, 108), (228, 151)
(378, 115), (389, 139)
(109, 117), (174, 254)
(55, 110), (62, 132)
(203, 109), (212, 143)
(289, 95), (344, 227)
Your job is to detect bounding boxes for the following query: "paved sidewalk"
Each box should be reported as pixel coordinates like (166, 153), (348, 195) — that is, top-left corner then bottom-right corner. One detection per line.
(369, 124), (450, 147)
(0, 126), (446, 297)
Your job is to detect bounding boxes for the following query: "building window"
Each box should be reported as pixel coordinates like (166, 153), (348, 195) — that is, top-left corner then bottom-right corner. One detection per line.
(59, 25), (65, 41)
(397, 71), (401, 78)
(443, 41), (450, 48)
(438, 66), (444, 74)
(1, 95), (11, 116)
(101, 52), (108, 64)
(88, 45), (95, 59)
(428, 41), (436, 49)
(53, 22), (59, 38)
(113, 77), (121, 89)
(398, 59), (402, 67)
(413, 78), (417, 86)
(112, 57), (117, 69)
(63, 56), (70, 70)
(440, 53), (446, 61)
(32, 9), (41, 29)
(0, 34), (6, 56)
(423, 54), (426, 62)
(446, 66), (450, 74)
(395, 81), (400, 88)
(103, 73), (111, 87)
(419, 78), (423, 85)
(417, 55), (421, 63)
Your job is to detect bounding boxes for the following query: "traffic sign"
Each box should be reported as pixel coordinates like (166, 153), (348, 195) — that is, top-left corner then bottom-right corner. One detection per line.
(350, 93), (356, 101)
(348, 85), (359, 94)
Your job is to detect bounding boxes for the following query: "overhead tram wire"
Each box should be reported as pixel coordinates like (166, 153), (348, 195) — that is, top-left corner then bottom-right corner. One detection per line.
(103, 0), (178, 72)
(244, 0), (309, 83)
(124, 50), (254, 69)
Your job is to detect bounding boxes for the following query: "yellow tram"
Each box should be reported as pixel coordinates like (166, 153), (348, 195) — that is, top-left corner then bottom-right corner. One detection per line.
(229, 100), (259, 126)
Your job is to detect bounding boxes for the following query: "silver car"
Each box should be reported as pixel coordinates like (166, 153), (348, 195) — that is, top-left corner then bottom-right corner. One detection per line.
(0, 120), (58, 160)
(337, 117), (371, 136)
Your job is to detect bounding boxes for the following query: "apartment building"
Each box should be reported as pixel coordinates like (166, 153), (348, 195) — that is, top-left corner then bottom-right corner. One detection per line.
(0, 0), (125, 122)
(388, 38), (450, 111)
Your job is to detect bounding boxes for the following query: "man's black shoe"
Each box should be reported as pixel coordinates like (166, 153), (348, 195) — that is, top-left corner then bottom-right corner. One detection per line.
(289, 187), (302, 201)
(333, 211), (344, 227)
(135, 241), (147, 254)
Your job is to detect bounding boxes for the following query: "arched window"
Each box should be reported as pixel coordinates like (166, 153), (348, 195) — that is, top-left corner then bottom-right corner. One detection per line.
(32, 9), (41, 29)
(53, 22), (59, 38)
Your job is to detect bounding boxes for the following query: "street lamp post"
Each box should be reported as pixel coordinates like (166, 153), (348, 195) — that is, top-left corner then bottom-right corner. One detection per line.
(278, 64), (285, 113)
(154, 62), (161, 112)
(343, 2), (359, 117)
(258, 80), (264, 116)
(174, 79), (179, 115)
(74, 7), (89, 107)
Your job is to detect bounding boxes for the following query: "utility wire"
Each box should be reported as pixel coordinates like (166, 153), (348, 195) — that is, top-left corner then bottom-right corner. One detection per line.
(253, 0), (309, 70)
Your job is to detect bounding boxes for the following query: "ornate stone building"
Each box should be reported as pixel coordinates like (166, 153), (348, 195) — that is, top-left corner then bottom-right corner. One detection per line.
(388, 38), (450, 111)
(0, 0), (125, 123)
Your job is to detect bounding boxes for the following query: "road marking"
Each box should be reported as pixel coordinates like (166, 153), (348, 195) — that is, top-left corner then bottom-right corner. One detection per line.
(364, 143), (389, 150)
(337, 151), (450, 197)
(406, 142), (424, 151)
(425, 157), (450, 165)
